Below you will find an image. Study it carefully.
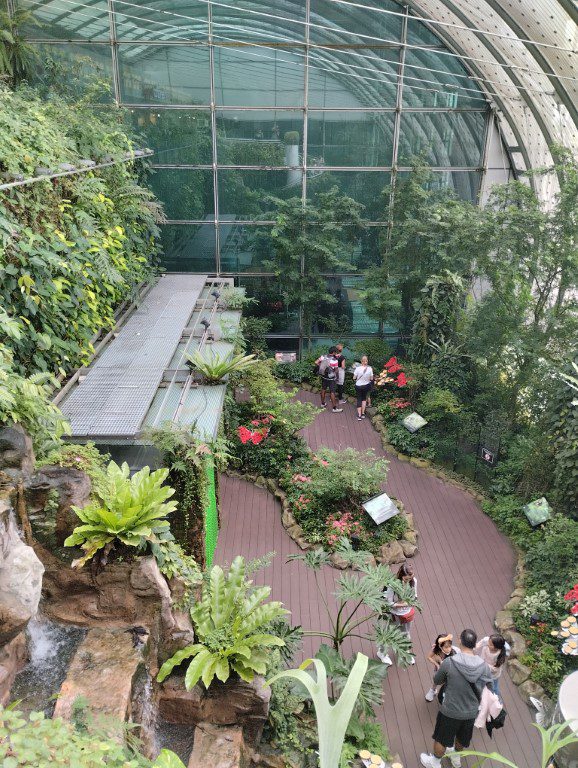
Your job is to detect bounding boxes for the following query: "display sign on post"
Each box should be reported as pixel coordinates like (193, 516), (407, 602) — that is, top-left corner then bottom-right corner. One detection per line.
(402, 412), (428, 433)
(481, 447), (495, 464)
(523, 497), (552, 527)
(274, 352), (297, 363)
(362, 492), (400, 525)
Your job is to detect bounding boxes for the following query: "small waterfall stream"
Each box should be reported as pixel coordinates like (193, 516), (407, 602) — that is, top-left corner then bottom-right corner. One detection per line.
(10, 614), (85, 715)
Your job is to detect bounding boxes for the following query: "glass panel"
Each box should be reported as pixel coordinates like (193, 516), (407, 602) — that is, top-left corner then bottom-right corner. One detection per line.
(216, 111), (303, 165)
(265, 337), (300, 353)
(114, 6), (208, 42)
(238, 278), (301, 334)
(118, 45), (211, 105)
(29, 43), (114, 102)
(406, 19), (444, 46)
(149, 169), (214, 220)
(310, 0), (402, 44)
(211, 1), (305, 44)
(214, 46), (305, 107)
(308, 48), (399, 108)
(397, 170), (482, 204)
(307, 171), (390, 221)
(22, 0), (109, 40)
(305, 277), (380, 336)
(218, 170), (301, 219)
(129, 109), (212, 165)
(161, 223), (216, 272)
(402, 50), (486, 109)
(399, 112), (486, 167)
(220, 224), (276, 273)
(307, 112), (394, 167)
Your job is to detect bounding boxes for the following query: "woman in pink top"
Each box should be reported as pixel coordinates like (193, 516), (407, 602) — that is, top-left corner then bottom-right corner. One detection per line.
(475, 634), (507, 699)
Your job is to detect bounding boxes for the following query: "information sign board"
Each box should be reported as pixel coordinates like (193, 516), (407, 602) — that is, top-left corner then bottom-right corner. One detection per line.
(362, 492), (400, 525)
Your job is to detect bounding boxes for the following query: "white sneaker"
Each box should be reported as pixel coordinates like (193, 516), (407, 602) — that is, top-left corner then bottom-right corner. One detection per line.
(420, 754), (442, 768)
(425, 687), (436, 702)
(339, 399), (347, 404)
(409, 655), (416, 665)
(376, 651), (393, 666)
(446, 748), (461, 768)
(332, 407), (343, 413)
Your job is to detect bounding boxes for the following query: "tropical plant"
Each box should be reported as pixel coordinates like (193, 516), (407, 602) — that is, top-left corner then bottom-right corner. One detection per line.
(0, 312), (71, 456)
(315, 644), (388, 718)
(258, 188), (365, 336)
(218, 286), (255, 310)
(0, 85), (160, 377)
(460, 721), (578, 768)
(157, 555), (287, 688)
(186, 349), (257, 383)
(0, 4), (38, 87)
(36, 442), (110, 500)
(410, 271), (466, 362)
(0, 705), (186, 767)
(64, 462), (177, 567)
(290, 542), (419, 665)
(268, 653), (369, 768)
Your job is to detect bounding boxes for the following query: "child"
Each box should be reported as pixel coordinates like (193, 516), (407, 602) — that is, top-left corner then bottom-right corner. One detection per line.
(425, 633), (457, 701)
(475, 634), (508, 699)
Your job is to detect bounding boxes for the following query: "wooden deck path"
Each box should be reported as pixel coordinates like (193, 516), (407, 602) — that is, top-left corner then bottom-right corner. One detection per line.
(215, 390), (540, 767)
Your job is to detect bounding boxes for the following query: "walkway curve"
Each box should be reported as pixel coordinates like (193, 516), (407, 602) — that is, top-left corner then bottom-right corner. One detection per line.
(216, 390), (539, 767)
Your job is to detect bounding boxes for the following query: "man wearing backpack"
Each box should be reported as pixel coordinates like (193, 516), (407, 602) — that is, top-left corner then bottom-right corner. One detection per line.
(315, 346), (343, 413)
(420, 628), (493, 768)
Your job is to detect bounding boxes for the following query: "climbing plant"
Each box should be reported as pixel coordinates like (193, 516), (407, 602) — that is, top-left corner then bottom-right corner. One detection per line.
(409, 271), (466, 362)
(0, 84), (161, 376)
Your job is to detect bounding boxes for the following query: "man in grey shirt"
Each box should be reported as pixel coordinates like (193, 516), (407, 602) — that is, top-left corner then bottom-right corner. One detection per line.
(420, 628), (493, 768)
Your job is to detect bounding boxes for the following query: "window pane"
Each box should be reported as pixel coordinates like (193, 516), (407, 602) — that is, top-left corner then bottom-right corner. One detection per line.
(118, 45), (210, 105)
(399, 112), (486, 167)
(406, 19), (443, 46)
(310, 0), (402, 43)
(306, 277), (380, 336)
(161, 223), (216, 272)
(218, 170), (301, 219)
(220, 224), (276, 273)
(214, 46), (305, 107)
(402, 50), (486, 109)
(307, 112), (394, 167)
(216, 111), (303, 165)
(130, 109), (212, 165)
(308, 48), (399, 108)
(212, 1), (305, 44)
(30, 43), (114, 102)
(397, 170), (482, 203)
(238, 278), (301, 334)
(22, 0), (109, 40)
(150, 169), (214, 220)
(307, 171), (390, 221)
(114, 6), (208, 42)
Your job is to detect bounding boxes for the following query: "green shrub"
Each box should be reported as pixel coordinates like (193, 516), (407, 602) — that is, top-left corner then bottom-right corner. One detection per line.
(524, 516), (578, 593)
(273, 352), (319, 385)
(418, 387), (462, 426)
(352, 339), (395, 370)
(386, 424), (434, 459)
(65, 461), (177, 567)
(37, 442), (110, 500)
(0, 85), (160, 377)
(481, 496), (537, 548)
(0, 707), (185, 767)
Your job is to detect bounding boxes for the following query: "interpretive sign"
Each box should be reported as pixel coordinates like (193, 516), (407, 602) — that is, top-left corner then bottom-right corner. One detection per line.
(402, 412), (428, 433)
(481, 447), (495, 464)
(274, 352), (297, 363)
(523, 497), (552, 527)
(362, 492), (400, 525)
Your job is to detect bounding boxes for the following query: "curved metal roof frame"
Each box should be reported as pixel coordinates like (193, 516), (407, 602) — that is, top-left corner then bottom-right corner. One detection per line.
(23, 0), (577, 199)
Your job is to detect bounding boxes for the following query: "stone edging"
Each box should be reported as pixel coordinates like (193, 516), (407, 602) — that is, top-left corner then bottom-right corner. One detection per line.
(224, 470), (419, 570)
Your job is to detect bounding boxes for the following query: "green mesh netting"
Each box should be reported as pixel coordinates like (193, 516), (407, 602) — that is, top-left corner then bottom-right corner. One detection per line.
(204, 456), (218, 566)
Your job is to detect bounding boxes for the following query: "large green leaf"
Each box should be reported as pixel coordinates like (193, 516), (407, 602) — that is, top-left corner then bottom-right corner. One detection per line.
(157, 644), (204, 683)
(185, 649), (213, 690)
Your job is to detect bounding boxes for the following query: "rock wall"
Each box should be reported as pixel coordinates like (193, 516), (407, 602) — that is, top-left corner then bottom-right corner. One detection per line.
(0, 425), (44, 704)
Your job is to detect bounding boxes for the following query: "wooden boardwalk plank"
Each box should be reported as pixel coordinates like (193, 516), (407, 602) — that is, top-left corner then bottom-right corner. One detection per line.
(215, 391), (540, 767)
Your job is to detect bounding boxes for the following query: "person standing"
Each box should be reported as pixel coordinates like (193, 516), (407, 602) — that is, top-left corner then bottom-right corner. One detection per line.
(315, 346), (343, 413)
(353, 355), (373, 421)
(420, 628), (493, 768)
(425, 633), (458, 702)
(335, 343), (347, 404)
(475, 634), (508, 700)
(378, 562), (417, 665)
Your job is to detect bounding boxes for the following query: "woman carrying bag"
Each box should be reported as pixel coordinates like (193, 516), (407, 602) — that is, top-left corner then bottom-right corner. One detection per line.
(353, 355), (373, 420)
(378, 562), (417, 665)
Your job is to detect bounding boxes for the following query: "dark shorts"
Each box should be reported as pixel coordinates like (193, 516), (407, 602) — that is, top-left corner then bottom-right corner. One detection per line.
(433, 711), (475, 749)
(321, 377), (337, 393)
(355, 383), (371, 407)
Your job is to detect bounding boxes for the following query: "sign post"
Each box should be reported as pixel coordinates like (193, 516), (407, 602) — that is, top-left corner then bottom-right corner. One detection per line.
(362, 492), (400, 525)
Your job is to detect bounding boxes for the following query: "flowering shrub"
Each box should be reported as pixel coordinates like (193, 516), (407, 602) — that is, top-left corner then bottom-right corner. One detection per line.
(325, 511), (364, 548)
(564, 583), (578, 616)
(237, 415), (273, 445)
(376, 398), (412, 423)
(374, 357), (409, 389)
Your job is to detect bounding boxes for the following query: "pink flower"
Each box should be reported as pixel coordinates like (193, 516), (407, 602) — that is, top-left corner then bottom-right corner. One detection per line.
(238, 426), (252, 444)
(396, 372), (407, 387)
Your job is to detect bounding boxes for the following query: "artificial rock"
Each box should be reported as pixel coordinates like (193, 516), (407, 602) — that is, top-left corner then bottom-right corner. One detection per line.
(188, 723), (247, 768)
(0, 424), (34, 481)
(25, 465), (92, 544)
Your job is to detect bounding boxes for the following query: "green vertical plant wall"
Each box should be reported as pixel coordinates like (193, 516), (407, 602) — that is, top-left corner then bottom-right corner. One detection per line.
(204, 455), (218, 566)
(0, 84), (162, 376)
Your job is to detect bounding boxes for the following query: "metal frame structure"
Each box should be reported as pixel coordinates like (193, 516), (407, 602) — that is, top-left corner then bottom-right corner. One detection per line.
(17, 0), (575, 348)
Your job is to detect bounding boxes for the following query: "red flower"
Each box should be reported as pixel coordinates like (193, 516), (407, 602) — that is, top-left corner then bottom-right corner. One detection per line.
(396, 372), (407, 387)
(563, 584), (578, 602)
(251, 420), (260, 426)
(251, 432), (264, 444)
(384, 357), (397, 370)
(572, 604), (578, 616)
(238, 426), (253, 444)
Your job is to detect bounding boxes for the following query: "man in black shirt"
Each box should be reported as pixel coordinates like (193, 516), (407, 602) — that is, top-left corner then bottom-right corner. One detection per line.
(335, 343), (347, 404)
